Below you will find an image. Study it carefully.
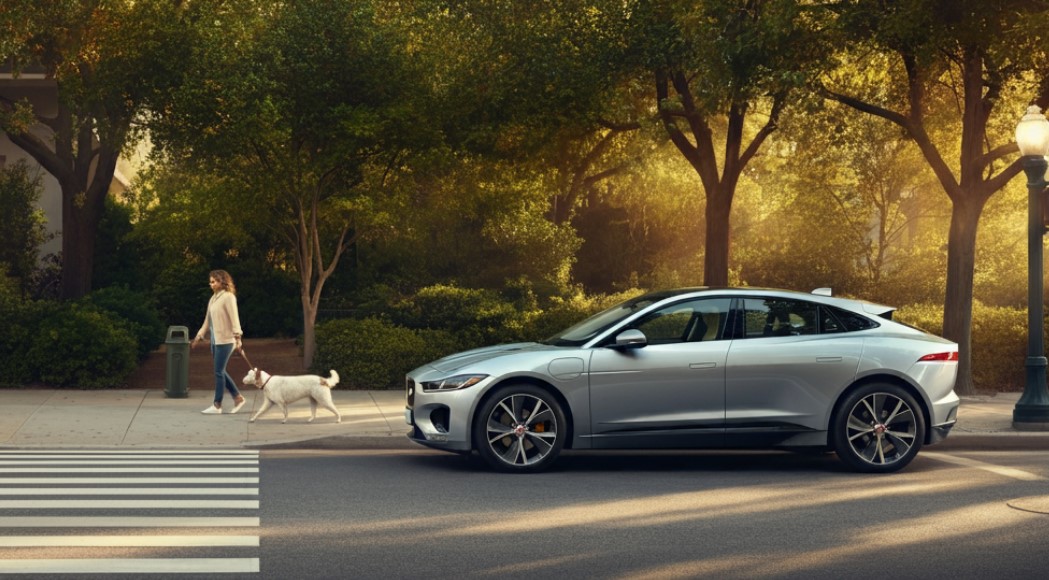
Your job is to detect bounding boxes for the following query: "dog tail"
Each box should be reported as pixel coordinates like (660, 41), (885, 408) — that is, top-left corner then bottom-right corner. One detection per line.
(323, 369), (340, 388)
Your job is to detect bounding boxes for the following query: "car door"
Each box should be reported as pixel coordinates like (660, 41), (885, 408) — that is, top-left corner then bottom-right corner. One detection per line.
(587, 297), (731, 448)
(724, 297), (862, 437)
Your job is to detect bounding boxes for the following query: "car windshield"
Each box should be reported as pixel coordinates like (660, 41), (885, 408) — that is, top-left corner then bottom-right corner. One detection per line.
(542, 289), (700, 347)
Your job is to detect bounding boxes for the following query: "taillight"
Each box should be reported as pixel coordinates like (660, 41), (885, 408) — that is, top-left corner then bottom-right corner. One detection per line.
(918, 352), (959, 362)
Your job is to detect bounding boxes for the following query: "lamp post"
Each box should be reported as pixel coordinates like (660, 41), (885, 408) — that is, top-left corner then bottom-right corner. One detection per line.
(1012, 105), (1049, 430)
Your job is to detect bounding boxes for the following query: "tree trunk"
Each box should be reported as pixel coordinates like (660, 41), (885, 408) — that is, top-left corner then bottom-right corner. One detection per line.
(301, 294), (317, 371)
(704, 187), (733, 287)
(941, 195), (986, 395)
(2, 100), (122, 300)
(58, 176), (109, 299)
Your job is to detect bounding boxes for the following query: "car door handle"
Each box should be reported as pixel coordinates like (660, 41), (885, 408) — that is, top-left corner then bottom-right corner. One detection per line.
(817, 356), (843, 363)
(689, 362), (717, 369)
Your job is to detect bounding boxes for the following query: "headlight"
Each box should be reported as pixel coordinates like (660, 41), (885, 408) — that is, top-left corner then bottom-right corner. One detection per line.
(421, 374), (488, 392)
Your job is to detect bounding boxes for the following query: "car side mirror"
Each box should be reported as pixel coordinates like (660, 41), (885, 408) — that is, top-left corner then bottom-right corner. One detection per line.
(612, 329), (647, 349)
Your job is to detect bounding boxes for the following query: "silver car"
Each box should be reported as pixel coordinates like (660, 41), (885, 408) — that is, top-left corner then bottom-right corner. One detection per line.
(404, 287), (959, 473)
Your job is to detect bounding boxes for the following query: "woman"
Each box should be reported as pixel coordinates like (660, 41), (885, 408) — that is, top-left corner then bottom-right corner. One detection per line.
(191, 270), (247, 414)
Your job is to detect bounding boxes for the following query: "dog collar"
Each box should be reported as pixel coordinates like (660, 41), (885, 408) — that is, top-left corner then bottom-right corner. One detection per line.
(254, 373), (272, 389)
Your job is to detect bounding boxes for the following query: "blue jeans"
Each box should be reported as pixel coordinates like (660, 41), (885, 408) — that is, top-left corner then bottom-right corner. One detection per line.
(211, 342), (242, 404)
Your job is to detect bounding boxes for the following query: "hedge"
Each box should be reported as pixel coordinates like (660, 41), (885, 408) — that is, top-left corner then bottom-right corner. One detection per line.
(23, 302), (138, 388)
(313, 317), (460, 389)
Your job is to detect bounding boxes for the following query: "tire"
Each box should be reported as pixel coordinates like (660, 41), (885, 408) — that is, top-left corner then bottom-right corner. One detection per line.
(472, 384), (567, 473)
(831, 383), (925, 473)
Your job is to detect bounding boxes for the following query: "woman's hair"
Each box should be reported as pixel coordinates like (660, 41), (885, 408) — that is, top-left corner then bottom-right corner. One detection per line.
(210, 269), (237, 295)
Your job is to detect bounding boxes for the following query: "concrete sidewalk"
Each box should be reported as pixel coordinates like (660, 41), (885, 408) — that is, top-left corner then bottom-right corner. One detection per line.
(0, 388), (1045, 450)
(0, 388), (408, 449)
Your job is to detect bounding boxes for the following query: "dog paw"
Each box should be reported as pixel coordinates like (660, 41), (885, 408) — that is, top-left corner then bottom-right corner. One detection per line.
(249, 418), (256, 423)
(336, 418), (342, 423)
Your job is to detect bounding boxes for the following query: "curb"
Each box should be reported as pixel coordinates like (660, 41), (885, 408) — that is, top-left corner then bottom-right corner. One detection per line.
(933, 433), (1049, 452)
(246, 434), (414, 450)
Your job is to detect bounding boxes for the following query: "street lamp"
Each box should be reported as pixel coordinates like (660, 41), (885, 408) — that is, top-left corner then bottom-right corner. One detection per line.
(1012, 105), (1049, 430)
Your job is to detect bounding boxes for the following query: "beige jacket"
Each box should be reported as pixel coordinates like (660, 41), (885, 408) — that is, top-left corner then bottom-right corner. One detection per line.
(196, 290), (243, 345)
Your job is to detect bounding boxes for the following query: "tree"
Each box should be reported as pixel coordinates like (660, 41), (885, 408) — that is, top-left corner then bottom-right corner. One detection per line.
(770, 103), (946, 298)
(820, 0), (1049, 393)
(420, 0), (650, 228)
(628, 0), (832, 286)
(148, 1), (424, 366)
(0, 1), (199, 299)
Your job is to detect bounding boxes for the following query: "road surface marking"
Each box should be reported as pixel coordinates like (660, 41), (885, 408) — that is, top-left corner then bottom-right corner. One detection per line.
(923, 452), (1046, 481)
(0, 558), (260, 574)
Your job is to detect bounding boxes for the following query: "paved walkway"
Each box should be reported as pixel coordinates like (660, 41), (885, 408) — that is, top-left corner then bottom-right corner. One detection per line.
(0, 387), (406, 449)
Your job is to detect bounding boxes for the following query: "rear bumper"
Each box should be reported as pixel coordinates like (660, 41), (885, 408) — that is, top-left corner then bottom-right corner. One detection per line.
(928, 421), (955, 445)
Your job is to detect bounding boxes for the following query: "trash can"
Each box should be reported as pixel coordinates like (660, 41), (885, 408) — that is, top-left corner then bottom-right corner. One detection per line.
(165, 326), (191, 398)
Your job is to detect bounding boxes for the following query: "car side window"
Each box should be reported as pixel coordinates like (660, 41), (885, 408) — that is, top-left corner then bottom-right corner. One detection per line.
(820, 306), (845, 333)
(742, 298), (818, 338)
(631, 298), (732, 344)
(826, 305), (879, 332)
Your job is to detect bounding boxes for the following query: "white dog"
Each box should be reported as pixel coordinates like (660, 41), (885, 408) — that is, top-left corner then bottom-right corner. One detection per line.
(241, 368), (342, 424)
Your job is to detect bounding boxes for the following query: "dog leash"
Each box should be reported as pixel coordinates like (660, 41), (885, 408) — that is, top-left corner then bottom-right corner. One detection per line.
(237, 346), (255, 370)
(236, 346), (271, 389)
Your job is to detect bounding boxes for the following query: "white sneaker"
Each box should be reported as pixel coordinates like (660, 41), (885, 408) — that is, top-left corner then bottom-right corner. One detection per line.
(201, 405), (223, 415)
(231, 399), (246, 414)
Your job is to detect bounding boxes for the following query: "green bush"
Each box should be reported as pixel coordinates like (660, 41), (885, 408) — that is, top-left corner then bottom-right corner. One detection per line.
(969, 303), (1028, 391)
(150, 261), (212, 331)
(313, 317), (460, 389)
(0, 272), (34, 386)
(390, 284), (528, 348)
(24, 302), (138, 388)
(228, 264), (300, 337)
(894, 303), (942, 335)
(82, 286), (166, 360)
(0, 161), (50, 298)
(524, 296), (599, 341)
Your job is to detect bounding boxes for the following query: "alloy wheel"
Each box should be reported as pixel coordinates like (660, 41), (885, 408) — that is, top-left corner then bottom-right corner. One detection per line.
(482, 392), (560, 469)
(844, 391), (918, 467)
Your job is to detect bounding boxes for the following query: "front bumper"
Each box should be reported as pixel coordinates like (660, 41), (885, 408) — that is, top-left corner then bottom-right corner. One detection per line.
(404, 378), (475, 453)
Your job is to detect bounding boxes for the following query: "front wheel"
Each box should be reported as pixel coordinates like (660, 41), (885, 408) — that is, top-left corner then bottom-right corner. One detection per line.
(472, 384), (567, 473)
(831, 383), (925, 473)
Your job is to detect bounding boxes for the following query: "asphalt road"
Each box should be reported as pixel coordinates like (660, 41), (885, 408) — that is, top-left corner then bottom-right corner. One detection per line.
(3, 447), (1049, 579)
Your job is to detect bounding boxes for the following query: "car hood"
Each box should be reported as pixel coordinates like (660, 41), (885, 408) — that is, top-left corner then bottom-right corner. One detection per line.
(428, 342), (557, 373)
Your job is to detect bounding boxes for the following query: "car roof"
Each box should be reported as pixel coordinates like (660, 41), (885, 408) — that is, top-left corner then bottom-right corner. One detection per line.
(645, 287), (895, 317)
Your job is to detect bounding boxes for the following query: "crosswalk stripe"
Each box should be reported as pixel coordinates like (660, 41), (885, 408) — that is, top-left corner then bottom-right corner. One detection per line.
(0, 477), (259, 484)
(0, 535), (259, 547)
(0, 450), (258, 455)
(0, 453), (258, 459)
(0, 450), (262, 573)
(0, 488), (258, 495)
(0, 461), (259, 465)
(0, 499), (259, 509)
(3, 467), (258, 473)
(0, 558), (260, 574)
(0, 516), (259, 527)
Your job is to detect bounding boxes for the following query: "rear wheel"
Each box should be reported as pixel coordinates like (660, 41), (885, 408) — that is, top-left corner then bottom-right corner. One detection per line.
(831, 383), (925, 473)
(472, 384), (566, 473)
